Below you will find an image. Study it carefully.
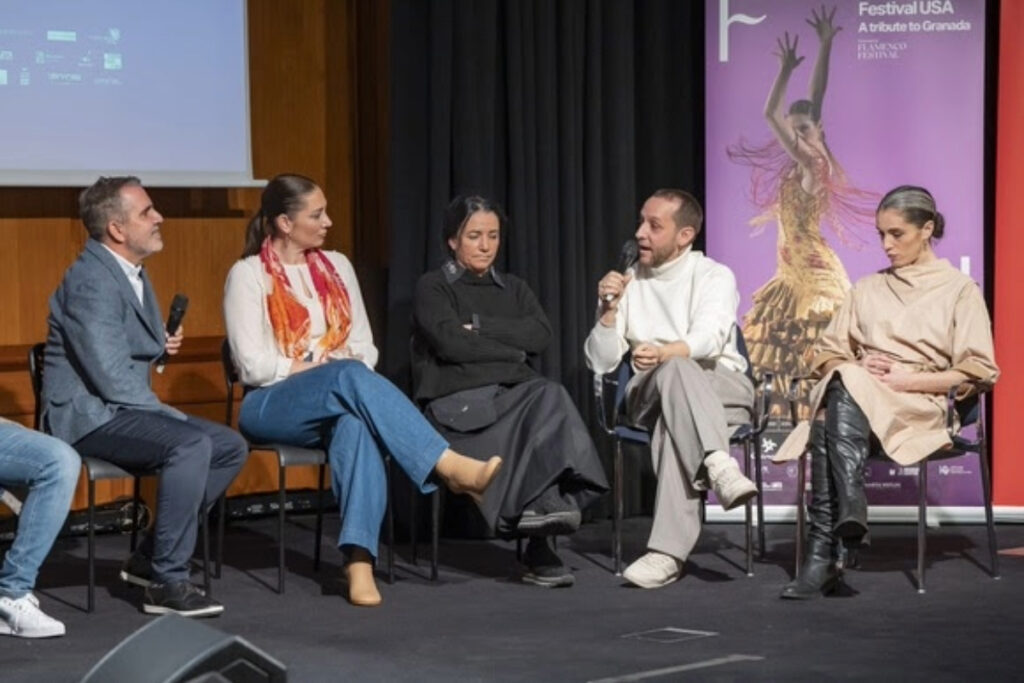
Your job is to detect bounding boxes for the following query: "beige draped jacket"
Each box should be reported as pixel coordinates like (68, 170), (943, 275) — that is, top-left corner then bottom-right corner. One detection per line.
(773, 259), (999, 466)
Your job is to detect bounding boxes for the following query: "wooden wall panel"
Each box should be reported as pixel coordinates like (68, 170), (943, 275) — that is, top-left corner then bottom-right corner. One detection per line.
(0, 0), (379, 508)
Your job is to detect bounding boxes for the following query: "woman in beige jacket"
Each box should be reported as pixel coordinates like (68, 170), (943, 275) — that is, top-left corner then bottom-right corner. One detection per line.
(774, 185), (999, 599)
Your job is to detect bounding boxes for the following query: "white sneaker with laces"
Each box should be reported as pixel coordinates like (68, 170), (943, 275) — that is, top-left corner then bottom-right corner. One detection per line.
(622, 552), (684, 589)
(0, 593), (66, 638)
(705, 450), (758, 511)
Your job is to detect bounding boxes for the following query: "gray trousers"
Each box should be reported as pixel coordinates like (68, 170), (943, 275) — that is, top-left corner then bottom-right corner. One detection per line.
(625, 357), (754, 561)
(74, 410), (248, 583)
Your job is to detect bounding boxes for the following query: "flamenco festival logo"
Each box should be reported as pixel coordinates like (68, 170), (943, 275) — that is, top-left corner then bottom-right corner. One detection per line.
(856, 39), (908, 60)
(718, 0), (766, 62)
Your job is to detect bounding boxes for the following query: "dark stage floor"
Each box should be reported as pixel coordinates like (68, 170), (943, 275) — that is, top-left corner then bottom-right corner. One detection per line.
(3, 514), (1024, 682)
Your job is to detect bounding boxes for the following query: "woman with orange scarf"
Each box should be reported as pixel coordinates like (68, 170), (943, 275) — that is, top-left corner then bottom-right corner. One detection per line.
(224, 174), (501, 607)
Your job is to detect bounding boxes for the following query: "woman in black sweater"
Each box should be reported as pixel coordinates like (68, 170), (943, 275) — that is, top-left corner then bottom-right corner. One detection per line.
(412, 195), (608, 587)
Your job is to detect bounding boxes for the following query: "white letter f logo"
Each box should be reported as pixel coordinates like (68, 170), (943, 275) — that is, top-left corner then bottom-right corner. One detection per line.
(719, 0), (766, 63)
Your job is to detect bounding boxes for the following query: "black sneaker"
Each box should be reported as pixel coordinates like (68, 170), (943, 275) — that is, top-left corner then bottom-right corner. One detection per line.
(119, 551), (154, 588)
(521, 537), (575, 588)
(515, 509), (582, 537)
(143, 581), (223, 618)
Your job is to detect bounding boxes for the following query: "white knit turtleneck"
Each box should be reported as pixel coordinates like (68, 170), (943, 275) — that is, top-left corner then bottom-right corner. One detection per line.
(584, 247), (746, 375)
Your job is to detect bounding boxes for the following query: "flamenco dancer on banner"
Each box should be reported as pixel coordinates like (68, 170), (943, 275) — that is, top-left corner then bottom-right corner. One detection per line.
(728, 5), (876, 410)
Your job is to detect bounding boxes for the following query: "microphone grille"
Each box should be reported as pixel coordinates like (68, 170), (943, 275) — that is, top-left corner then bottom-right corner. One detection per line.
(619, 239), (638, 271)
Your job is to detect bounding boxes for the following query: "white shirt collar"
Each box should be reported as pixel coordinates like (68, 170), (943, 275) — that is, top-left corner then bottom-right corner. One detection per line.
(100, 243), (144, 304)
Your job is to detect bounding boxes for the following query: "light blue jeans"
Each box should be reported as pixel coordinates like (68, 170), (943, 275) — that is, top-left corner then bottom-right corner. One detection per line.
(238, 361), (448, 559)
(0, 423), (80, 598)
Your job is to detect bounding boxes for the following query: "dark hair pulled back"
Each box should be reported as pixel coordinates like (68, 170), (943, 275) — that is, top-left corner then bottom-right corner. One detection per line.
(877, 185), (945, 240)
(242, 173), (319, 257)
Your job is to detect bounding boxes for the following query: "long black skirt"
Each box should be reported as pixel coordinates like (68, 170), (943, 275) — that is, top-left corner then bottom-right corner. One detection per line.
(425, 377), (609, 536)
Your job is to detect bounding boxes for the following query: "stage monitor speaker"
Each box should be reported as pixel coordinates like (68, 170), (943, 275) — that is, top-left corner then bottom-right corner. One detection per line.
(81, 614), (287, 683)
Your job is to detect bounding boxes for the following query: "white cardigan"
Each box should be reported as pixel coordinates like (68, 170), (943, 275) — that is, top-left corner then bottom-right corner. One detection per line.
(223, 251), (379, 387)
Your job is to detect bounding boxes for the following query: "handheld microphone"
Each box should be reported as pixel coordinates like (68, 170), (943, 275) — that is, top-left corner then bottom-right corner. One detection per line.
(603, 239), (638, 302)
(155, 293), (189, 374)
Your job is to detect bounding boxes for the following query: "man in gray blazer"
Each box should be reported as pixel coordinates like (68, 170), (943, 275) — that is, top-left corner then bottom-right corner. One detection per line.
(42, 176), (247, 618)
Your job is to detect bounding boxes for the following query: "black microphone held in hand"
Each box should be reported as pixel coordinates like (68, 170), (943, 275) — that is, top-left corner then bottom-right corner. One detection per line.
(603, 239), (639, 302)
(155, 293), (189, 374)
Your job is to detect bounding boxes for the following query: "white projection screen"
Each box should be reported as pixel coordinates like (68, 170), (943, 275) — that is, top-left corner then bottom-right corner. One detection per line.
(0, 1), (258, 187)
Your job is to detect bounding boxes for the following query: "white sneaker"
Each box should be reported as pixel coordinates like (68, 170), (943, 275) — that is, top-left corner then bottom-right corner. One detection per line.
(705, 451), (758, 511)
(0, 593), (66, 638)
(622, 552), (684, 589)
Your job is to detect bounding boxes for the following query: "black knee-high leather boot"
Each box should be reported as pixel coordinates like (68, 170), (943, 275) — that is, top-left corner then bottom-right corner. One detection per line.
(780, 421), (841, 599)
(825, 380), (870, 544)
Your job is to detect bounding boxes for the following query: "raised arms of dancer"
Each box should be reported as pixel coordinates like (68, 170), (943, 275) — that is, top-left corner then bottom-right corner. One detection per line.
(763, 32), (813, 170)
(806, 5), (840, 121)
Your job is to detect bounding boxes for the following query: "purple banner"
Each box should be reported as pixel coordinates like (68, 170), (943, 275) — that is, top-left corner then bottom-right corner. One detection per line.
(706, 0), (987, 507)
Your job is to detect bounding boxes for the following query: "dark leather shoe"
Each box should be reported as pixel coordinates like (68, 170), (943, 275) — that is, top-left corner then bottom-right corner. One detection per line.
(120, 550), (200, 589)
(119, 550), (153, 588)
(780, 552), (841, 600)
(143, 581), (223, 618)
(516, 509), (581, 537)
(782, 422), (841, 600)
(521, 537), (574, 588)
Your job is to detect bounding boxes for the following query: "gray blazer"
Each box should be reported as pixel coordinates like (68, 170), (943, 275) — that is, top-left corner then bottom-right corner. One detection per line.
(42, 239), (185, 445)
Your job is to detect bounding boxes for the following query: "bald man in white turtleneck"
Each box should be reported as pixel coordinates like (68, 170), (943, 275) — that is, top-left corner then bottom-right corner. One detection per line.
(584, 188), (759, 590)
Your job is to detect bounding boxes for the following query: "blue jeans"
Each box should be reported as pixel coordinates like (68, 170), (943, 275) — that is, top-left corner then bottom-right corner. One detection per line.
(238, 361), (448, 559)
(0, 423), (80, 598)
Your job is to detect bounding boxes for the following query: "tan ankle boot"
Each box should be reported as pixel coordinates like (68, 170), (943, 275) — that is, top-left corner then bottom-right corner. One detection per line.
(435, 451), (503, 503)
(345, 549), (381, 607)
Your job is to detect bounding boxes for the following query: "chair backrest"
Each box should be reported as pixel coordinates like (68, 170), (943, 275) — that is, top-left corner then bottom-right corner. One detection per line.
(733, 325), (756, 385)
(610, 355), (633, 415)
(27, 343), (45, 430)
(956, 394), (980, 428)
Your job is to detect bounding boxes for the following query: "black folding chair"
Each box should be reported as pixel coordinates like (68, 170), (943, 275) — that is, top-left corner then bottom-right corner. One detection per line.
(28, 343), (214, 611)
(789, 380), (998, 593)
(593, 331), (772, 576)
(220, 340), (401, 591)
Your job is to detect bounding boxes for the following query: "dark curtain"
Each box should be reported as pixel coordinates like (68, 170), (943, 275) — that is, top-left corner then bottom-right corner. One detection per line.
(387, 0), (704, 513)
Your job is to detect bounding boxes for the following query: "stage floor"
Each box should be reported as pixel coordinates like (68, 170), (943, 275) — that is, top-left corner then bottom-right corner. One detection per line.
(4, 514), (1024, 682)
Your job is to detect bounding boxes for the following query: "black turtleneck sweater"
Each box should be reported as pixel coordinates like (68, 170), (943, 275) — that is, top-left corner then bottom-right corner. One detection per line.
(412, 263), (552, 403)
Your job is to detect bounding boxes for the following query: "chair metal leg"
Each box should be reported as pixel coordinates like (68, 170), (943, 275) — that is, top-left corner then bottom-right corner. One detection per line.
(130, 476), (142, 552)
(410, 486), (420, 566)
(386, 456), (395, 585)
(743, 441), (753, 577)
(613, 439), (624, 576)
(754, 437), (766, 559)
(978, 444), (1000, 579)
(278, 463), (287, 595)
(314, 463), (325, 572)
(974, 450), (999, 581)
(430, 489), (440, 581)
(201, 500), (211, 596)
(215, 495), (226, 579)
(795, 451), (807, 578)
(88, 477), (96, 613)
(917, 462), (928, 594)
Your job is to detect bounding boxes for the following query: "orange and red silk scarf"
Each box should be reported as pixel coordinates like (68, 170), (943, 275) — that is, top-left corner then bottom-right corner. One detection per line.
(259, 237), (352, 360)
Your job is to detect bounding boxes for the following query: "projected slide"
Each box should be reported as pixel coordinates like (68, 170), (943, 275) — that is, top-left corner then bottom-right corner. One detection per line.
(0, 1), (255, 186)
